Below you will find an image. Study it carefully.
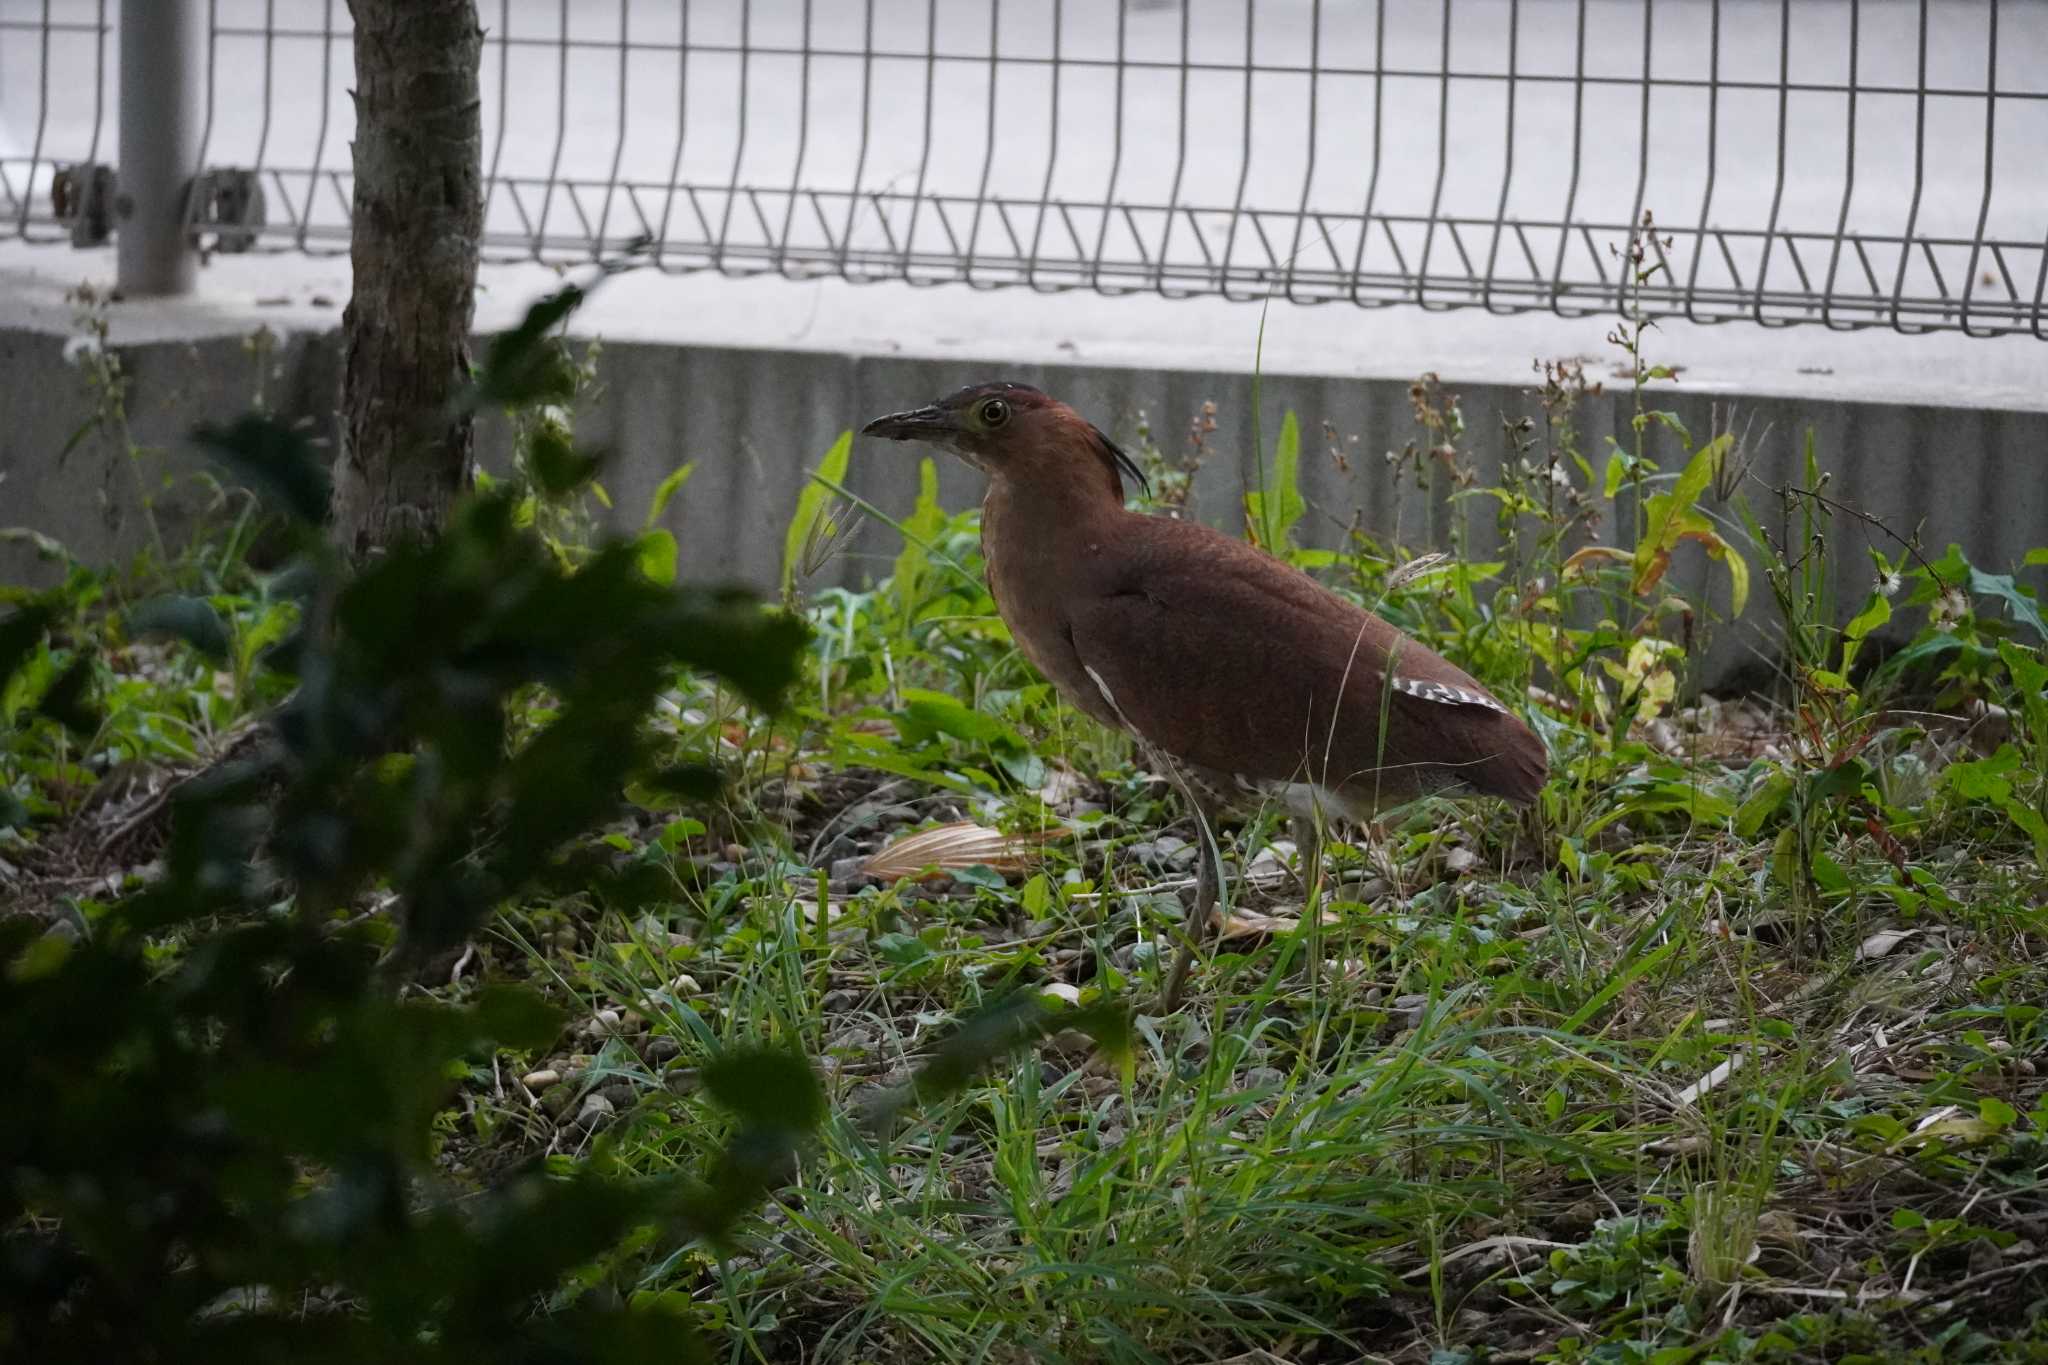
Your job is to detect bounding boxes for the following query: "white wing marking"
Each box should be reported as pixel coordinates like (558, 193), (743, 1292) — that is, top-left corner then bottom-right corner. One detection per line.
(1390, 675), (1508, 714)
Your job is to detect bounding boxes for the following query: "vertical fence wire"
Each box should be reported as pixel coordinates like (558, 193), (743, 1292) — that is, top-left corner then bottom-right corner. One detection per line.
(0, 0), (2042, 335)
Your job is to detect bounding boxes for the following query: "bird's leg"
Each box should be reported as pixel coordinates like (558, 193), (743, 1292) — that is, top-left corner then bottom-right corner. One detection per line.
(1290, 812), (1326, 998)
(1159, 805), (1222, 1013)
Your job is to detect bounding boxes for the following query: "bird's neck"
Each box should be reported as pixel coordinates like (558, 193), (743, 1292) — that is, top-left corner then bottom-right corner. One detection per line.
(982, 473), (1124, 545)
(980, 475), (1127, 604)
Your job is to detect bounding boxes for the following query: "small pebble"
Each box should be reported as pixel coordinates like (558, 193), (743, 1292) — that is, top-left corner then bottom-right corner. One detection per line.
(666, 973), (701, 995)
(1389, 993), (1429, 1028)
(575, 1093), (615, 1127)
(722, 842), (747, 863)
(644, 1036), (681, 1064)
(1444, 847), (1482, 875)
(521, 1068), (561, 1092)
(1242, 1066), (1287, 1091)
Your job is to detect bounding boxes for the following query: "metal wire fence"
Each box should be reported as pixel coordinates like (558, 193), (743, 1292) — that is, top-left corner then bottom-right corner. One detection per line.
(4, 0), (2045, 335)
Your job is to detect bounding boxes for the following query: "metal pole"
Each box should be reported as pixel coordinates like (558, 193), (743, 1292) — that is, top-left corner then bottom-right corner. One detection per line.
(117, 0), (202, 295)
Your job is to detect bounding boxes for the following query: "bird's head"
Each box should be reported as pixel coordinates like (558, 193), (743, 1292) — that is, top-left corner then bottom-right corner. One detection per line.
(861, 382), (1148, 504)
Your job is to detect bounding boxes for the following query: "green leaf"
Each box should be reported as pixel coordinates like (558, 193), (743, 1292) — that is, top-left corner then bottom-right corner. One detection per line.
(527, 424), (603, 496)
(1981, 1096), (2020, 1130)
(702, 1045), (825, 1134)
(1629, 436), (1746, 614)
(192, 413), (331, 525)
(126, 595), (232, 661)
(634, 529), (678, 585)
(889, 457), (948, 629)
(35, 657), (99, 734)
(0, 604), (53, 695)
(1603, 452), (1630, 499)
(473, 284), (585, 407)
(1643, 409), (1691, 444)
(472, 985), (568, 1052)
(1769, 825), (1804, 892)
(1969, 566), (2048, 642)
(782, 431), (853, 595)
(1840, 593), (1892, 672)
(1999, 639), (2048, 694)
(1735, 771), (1794, 837)
(1945, 747), (2019, 802)
(1245, 409), (1305, 552)
(896, 687), (1017, 748)
(1809, 757), (1874, 806)
(2003, 800), (2048, 865)
(645, 461), (695, 529)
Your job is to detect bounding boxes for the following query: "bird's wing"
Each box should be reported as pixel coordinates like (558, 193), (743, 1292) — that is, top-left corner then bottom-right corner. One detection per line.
(1064, 520), (1511, 798)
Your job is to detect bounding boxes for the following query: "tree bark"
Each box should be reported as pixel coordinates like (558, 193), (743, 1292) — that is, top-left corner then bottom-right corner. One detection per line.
(332, 0), (483, 558)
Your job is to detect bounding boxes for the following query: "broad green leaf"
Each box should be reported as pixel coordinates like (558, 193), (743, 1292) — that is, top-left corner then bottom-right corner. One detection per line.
(895, 686), (1019, 748)
(527, 424), (602, 495)
(703, 1045), (826, 1134)
(1630, 437), (1746, 615)
(889, 458), (948, 630)
(34, 657), (99, 734)
(1735, 771), (1794, 837)
(193, 414), (331, 525)
(1245, 409), (1305, 553)
(2005, 800), (2048, 865)
(1969, 566), (2047, 641)
(1839, 593), (1892, 672)
(1945, 746), (2019, 802)
(125, 595), (232, 661)
(634, 529), (678, 585)
(1769, 825), (1804, 892)
(0, 605), (53, 695)
(472, 283), (585, 407)
(1603, 451), (1629, 499)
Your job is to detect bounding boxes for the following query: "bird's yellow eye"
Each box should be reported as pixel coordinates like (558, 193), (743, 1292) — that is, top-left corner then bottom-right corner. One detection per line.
(978, 398), (1010, 428)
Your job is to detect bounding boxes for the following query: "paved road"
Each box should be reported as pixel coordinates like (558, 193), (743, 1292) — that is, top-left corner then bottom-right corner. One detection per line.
(5, 0), (2045, 319)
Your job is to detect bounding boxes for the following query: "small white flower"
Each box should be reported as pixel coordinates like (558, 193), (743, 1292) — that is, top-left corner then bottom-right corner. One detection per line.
(63, 333), (104, 366)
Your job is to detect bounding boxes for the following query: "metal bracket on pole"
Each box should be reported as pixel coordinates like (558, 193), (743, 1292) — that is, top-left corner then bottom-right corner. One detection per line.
(191, 168), (267, 255)
(54, 163), (118, 247)
(116, 0), (204, 296)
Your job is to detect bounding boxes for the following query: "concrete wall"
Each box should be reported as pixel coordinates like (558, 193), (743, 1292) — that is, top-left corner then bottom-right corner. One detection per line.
(0, 322), (342, 584)
(7, 310), (2043, 694)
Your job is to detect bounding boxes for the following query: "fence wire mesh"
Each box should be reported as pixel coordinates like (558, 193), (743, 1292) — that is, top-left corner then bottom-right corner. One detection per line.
(3, 0), (2045, 335)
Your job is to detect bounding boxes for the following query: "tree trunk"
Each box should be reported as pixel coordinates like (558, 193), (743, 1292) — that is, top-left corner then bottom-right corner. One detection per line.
(332, 0), (483, 558)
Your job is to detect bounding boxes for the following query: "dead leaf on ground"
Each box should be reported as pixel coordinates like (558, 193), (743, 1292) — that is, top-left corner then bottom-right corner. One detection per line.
(1858, 927), (1917, 960)
(1214, 905), (1341, 940)
(860, 820), (1057, 881)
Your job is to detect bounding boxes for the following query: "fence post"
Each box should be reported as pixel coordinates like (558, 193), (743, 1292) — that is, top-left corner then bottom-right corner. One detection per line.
(116, 0), (203, 296)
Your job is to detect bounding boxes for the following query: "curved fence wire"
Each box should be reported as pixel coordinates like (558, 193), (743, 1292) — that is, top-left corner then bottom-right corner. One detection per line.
(4, 0), (2045, 335)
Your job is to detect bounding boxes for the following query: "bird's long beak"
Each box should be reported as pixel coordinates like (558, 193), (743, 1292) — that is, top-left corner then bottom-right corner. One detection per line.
(860, 404), (954, 442)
